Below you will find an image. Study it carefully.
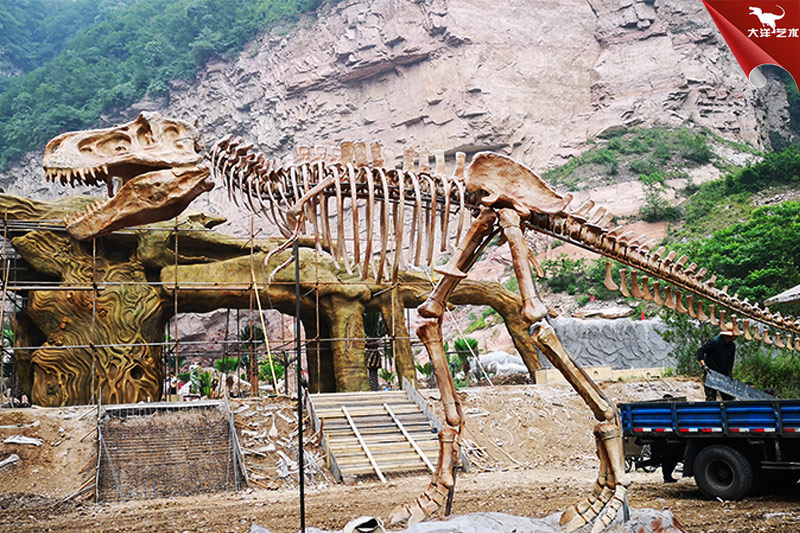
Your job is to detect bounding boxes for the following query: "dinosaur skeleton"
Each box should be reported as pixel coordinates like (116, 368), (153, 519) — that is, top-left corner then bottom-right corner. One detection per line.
(213, 138), (800, 531)
(42, 112), (213, 240)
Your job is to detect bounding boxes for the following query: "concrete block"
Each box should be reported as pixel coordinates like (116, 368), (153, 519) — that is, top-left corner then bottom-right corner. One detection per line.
(535, 365), (613, 384)
(611, 367), (668, 381)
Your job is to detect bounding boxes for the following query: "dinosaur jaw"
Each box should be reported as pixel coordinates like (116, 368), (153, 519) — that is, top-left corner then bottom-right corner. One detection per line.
(63, 165), (213, 241)
(43, 112), (203, 188)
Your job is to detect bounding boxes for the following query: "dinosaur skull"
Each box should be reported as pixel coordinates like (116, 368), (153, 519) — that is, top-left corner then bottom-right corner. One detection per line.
(466, 152), (569, 217)
(43, 112), (213, 240)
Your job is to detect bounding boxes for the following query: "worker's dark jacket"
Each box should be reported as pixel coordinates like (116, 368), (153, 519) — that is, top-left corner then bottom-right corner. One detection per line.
(697, 335), (735, 376)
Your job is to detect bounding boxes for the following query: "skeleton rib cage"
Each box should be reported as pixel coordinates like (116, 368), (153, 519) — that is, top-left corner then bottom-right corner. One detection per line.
(210, 136), (481, 284)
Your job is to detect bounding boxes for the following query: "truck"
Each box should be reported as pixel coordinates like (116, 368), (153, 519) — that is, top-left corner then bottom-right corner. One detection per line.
(619, 397), (800, 500)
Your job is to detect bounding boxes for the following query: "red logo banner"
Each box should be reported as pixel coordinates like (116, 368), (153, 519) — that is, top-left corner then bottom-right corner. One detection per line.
(703, 1), (800, 87)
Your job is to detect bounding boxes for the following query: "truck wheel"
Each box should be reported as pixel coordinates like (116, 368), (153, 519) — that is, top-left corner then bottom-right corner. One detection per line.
(694, 445), (753, 500)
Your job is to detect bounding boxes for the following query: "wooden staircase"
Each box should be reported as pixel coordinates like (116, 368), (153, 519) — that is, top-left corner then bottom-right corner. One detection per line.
(307, 382), (446, 482)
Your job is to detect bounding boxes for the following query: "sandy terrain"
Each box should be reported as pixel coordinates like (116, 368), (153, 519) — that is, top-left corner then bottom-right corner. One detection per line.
(1, 379), (798, 532)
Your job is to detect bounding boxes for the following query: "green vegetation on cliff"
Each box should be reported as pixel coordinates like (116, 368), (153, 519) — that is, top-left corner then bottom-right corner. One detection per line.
(0, 0), (126, 77)
(681, 145), (800, 238)
(0, 0), (322, 168)
(543, 126), (714, 191)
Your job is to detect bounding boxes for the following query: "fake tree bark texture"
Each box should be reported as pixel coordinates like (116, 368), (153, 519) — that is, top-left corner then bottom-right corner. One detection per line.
(12, 231), (166, 406)
(0, 193), (251, 406)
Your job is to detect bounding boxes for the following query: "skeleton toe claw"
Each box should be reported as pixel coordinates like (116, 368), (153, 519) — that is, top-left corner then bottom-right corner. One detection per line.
(388, 504), (411, 525)
(590, 486), (627, 533)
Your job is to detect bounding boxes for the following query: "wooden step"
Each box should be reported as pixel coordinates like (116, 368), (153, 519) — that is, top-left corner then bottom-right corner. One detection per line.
(323, 419), (433, 432)
(325, 425), (437, 438)
(311, 392), (408, 404)
(330, 439), (439, 450)
(315, 404), (422, 418)
(336, 453), (433, 468)
(340, 462), (431, 476)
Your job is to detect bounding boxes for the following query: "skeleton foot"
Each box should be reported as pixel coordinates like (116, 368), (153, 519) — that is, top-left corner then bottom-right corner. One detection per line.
(590, 485), (627, 533)
(560, 423), (629, 532)
(389, 426), (459, 525)
(560, 477), (615, 531)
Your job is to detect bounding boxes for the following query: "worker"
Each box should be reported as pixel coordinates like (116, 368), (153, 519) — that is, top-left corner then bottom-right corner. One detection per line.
(697, 330), (737, 401)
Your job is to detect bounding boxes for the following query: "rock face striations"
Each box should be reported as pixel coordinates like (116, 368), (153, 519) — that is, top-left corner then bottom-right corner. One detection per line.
(172, 0), (786, 164)
(0, 0), (793, 214)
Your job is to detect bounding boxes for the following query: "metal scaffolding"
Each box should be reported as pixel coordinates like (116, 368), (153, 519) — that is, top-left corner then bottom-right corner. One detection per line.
(0, 214), (423, 405)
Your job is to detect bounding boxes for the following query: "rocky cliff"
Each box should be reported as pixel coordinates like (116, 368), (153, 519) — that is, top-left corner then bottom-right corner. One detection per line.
(0, 0), (793, 235)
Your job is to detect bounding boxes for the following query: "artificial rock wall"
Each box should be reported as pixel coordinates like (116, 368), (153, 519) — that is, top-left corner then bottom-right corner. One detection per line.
(537, 318), (676, 370)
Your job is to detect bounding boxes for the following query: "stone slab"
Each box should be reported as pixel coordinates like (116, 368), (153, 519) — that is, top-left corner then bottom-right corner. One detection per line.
(535, 365), (613, 384)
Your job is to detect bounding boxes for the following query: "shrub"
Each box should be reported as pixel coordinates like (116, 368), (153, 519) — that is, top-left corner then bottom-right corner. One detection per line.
(543, 255), (623, 301)
(258, 358), (285, 382)
(214, 356), (242, 373)
(734, 350), (800, 399)
(415, 362), (433, 378)
(378, 368), (396, 388)
(465, 307), (498, 333)
(661, 309), (759, 374)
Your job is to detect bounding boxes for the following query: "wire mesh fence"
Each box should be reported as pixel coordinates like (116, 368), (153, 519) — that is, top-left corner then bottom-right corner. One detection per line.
(96, 399), (247, 502)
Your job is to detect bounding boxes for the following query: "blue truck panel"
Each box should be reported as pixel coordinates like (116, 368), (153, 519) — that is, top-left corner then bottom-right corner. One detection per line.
(620, 400), (800, 436)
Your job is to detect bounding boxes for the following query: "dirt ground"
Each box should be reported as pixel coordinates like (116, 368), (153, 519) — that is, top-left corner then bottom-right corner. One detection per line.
(2, 378), (799, 532)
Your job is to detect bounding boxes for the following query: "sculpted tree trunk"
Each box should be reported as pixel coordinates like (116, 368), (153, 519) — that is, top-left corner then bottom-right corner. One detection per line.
(12, 231), (167, 406)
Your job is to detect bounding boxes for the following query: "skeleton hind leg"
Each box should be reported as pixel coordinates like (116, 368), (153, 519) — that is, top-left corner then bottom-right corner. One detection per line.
(389, 209), (498, 524)
(531, 322), (630, 532)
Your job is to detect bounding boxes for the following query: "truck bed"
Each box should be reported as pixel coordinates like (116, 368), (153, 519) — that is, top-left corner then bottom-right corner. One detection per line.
(620, 400), (800, 437)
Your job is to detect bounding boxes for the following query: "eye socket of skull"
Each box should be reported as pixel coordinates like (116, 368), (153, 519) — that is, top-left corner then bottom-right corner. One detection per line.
(79, 133), (132, 156)
(135, 121), (154, 147)
(162, 125), (180, 146)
